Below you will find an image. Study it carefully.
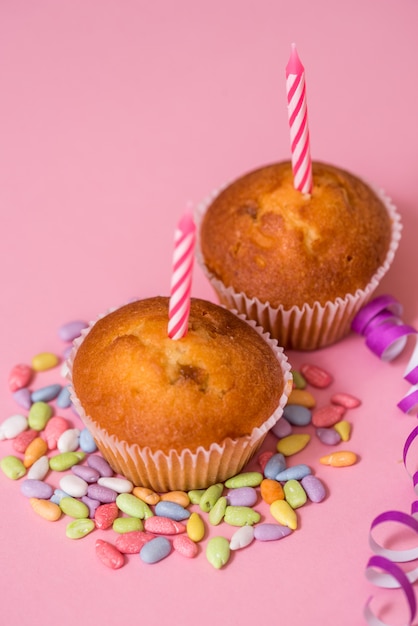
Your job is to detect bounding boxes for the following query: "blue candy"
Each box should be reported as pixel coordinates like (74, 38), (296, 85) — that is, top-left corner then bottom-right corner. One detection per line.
(263, 453), (287, 480)
(140, 536), (172, 564)
(56, 385), (72, 409)
(155, 500), (190, 521)
(275, 464), (311, 481)
(283, 404), (312, 426)
(31, 384), (62, 403)
(79, 428), (97, 453)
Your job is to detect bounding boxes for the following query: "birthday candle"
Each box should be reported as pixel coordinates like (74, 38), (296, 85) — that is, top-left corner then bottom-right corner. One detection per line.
(167, 213), (196, 340)
(286, 43), (313, 194)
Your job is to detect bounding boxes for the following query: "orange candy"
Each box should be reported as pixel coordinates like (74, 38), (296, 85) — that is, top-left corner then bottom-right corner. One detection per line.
(23, 436), (48, 468)
(260, 478), (285, 504)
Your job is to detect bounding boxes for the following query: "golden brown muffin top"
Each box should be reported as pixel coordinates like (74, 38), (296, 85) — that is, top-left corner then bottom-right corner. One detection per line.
(71, 297), (284, 454)
(199, 161), (392, 308)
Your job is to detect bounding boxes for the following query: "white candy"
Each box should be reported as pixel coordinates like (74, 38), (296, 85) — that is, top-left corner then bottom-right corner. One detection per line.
(57, 428), (80, 453)
(97, 476), (134, 494)
(229, 525), (255, 550)
(27, 455), (50, 481)
(0, 414), (28, 440)
(59, 474), (88, 498)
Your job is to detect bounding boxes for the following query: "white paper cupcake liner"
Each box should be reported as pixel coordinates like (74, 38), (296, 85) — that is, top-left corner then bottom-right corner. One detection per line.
(66, 307), (293, 492)
(195, 183), (402, 351)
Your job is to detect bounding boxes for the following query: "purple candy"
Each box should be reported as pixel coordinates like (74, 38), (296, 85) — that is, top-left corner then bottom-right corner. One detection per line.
(81, 495), (101, 518)
(58, 320), (89, 342)
(87, 483), (117, 503)
(87, 454), (114, 477)
(13, 388), (32, 410)
(301, 475), (326, 503)
(71, 464), (101, 483)
(254, 523), (292, 541)
(227, 487), (258, 507)
(316, 427), (341, 446)
(271, 418), (292, 439)
(20, 479), (54, 499)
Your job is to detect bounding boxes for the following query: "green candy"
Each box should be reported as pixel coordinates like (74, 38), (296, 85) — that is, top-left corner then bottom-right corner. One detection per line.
(206, 536), (231, 569)
(113, 516), (143, 533)
(28, 401), (52, 431)
(291, 369), (307, 389)
(224, 506), (260, 527)
(199, 483), (224, 513)
(224, 472), (263, 489)
(66, 518), (95, 539)
(209, 496), (227, 526)
(116, 493), (153, 519)
(60, 496), (90, 519)
(283, 479), (307, 509)
(49, 452), (85, 471)
(0, 455), (27, 480)
(187, 489), (205, 505)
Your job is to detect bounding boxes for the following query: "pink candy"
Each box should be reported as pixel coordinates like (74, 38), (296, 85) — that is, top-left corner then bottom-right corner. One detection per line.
(300, 364), (333, 389)
(144, 516), (186, 535)
(94, 502), (119, 529)
(44, 416), (70, 450)
(95, 539), (124, 569)
(8, 364), (32, 392)
(173, 534), (199, 558)
(115, 531), (155, 554)
(331, 392), (361, 409)
(312, 404), (345, 428)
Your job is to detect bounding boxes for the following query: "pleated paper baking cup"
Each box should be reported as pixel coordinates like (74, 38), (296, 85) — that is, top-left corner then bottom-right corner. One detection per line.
(66, 309), (292, 492)
(195, 184), (402, 351)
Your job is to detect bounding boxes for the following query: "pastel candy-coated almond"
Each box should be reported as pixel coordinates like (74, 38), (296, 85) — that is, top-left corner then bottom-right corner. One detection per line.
(287, 389), (316, 408)
(27, 455), (49, 480)
(140, 536), (171, 564)
(263, 453), (287, 479)
(13, 429), (38, 454)
(50, 488), (70, 505)
(87, 454), (113, 477)
(301, 475), (326, 503)
(206, 536), (230, 569)
(66, 518), (95, 539)
(59, 496), (90, 518)
(31, 384), (62, 403)
(115, 531), (155, 554)
(113, 517), (143, 533)
(276, 434), (311, 456)
(226, 487), (257, 507)
(23, 436), (48, 467)
(13, 388), (32, 410)
(300, 363), (333, 388)
(43, 416), (70, 450)
(30, 498), (62, 521)
(331, 392), (361, 409)
(334, 420), (351, 442)
(71, 464), (101, 483)
(8, 363), (33, 391)
(271, 417), (292, 438)
(57, 428), (80, 453)
(283, 479), (307, 509)
(312, 405), (346, 428)
(132, 486), (160, 505)
(58, 320), (88, 341)
(49, 451), (84, 471)
(95, 502), (119, 529)
(316, 427), (342, 446)
(208, 496), (228, 526)
(95, 539), (125, 569)
(275, 464), (311, 481)
(28, 402), (53, 431)
(257, 450), (274, 472)
(254, 523), (293, 541)
(199, 483), (224, 512)
(79, 428), (97, 453)
(56, 386), (72, 409)
(154, 500), (190, 521)
(1, 455), (27, 479)
(59, 474), (89, 498)
(319, 450), (358, 467)
(97, 477), (134, 494)
(186, 512), (205, 542)
(187, 489), (206, 505)
(0, 414), (28, 440)
(144, 516), (186, 535)
(270, 499), (298, 529)
(291, 369), (306, 389)
(31, 352), (59, 371)
(87, 483), (117, 503)
(224, 506), (260, 527)
(81, 496), (101, 518)
(260, 478), (285, 504)
(224, 472), (263, 488)
(173, 534), (199, 558)
(160, 491), (190, 508)
(116, 493), (153, 518)
(229, 525), (255, 550)
(283, 404), (312, 426)
(21, 479), (54, 499)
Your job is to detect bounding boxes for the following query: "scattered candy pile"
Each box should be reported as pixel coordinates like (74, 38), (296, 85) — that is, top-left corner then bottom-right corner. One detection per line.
(0, 315), (362, 571)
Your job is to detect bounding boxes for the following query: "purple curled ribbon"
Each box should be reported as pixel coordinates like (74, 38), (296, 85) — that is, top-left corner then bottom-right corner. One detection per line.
(351, 294), (403, 335)
(369, 510), (418, 562)
(365, 556), (417, 625)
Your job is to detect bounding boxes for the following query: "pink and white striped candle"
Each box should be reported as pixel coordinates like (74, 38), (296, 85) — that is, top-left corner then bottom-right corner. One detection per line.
(167, 213), (196, 340)
(286, 43), (313, 195)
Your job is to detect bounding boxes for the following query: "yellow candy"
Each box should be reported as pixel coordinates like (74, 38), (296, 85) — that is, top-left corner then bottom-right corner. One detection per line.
(277, 433), (311, 456)
(30, 498), (62, 521)
(186, 512), (205, 542)
(270, 499), (298, 530)
(287, 389), (316, 408)
(319, 450), (358, 467)
(333, 420), (351, 442)
(32, 352), (60, 372)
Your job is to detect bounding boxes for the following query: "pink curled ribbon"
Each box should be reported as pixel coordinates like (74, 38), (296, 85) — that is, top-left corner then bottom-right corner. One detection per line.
(351, 296), (418, 625)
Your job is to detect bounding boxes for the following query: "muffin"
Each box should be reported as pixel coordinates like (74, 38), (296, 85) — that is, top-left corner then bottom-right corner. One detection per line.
(67, 296), (292, 491)
(196, 160), (402, 350)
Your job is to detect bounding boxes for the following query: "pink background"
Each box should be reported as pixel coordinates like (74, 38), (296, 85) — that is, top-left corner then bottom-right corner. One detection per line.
(1, 1), (418, 624)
